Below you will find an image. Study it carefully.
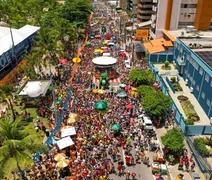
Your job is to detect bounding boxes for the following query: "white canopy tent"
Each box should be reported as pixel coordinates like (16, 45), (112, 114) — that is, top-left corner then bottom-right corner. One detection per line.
(0, 25), (40, 56)
(61, 126), (76, 138)
(92, 56), (117, 66)
(56, 137), (74, 150)
(102, 53), (111, 57)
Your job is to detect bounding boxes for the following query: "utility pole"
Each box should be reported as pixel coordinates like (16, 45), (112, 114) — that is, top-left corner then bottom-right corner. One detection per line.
(9, 26), (18, 66)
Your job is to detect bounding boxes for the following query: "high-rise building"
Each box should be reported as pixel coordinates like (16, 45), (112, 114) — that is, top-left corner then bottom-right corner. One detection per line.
(150, 0), (212, 39)
(137, 0), (157, 23)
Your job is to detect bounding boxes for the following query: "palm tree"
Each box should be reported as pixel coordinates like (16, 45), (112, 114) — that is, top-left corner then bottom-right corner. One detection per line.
(0, 85), (16, 121)
(0, 118), (45, 179)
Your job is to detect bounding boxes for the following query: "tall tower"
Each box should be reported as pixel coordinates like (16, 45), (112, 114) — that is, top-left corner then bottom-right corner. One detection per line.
(194, 0), (212, 30)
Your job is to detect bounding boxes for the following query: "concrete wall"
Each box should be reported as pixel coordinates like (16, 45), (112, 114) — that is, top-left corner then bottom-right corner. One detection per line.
(155, 0), (168, 38)
(170, 0), (182, 30)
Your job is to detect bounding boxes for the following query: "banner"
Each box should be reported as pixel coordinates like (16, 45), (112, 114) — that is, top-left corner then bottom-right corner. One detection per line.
(135, 30), (148, 40)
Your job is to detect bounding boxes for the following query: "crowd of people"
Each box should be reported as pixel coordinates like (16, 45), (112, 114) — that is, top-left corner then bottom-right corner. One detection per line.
(4, 2), (198, 180)
(20, 3), (158, 180)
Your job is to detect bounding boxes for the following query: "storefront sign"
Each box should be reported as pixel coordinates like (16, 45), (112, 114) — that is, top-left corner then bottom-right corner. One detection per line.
(135, 29), (149, 40)
(0, 37), (31, 71)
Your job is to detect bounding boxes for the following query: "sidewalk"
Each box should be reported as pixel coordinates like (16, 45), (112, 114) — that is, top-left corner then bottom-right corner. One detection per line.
(156, 127), (205, 180)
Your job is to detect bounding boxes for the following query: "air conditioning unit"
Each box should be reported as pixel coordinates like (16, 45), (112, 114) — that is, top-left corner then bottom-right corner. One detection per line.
(186, 25), (194, 33)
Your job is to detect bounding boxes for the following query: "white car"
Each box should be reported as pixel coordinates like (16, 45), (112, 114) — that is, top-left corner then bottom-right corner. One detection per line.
(124, 60), (131, 69)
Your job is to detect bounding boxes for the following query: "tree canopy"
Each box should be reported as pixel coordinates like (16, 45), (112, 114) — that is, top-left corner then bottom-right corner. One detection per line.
(129, 68), (154, 86)
(142, 91), (172, 118)
(137, 85), (155, 97)
(0, 119), (46, 179)
(0, 0), (93, 78)
(161, 128), (185, 152)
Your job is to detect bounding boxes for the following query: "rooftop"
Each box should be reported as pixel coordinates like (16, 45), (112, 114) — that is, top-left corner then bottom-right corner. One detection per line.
(0, 25), (40, 56)
(168, 28), (212, 51)
(143, 38), (173, 54)
(18, 80), (51, 97)
(168, 28), (212, 69)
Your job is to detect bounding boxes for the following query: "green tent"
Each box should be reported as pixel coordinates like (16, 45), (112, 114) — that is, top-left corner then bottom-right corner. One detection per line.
(94, 101), (108, 110)
(111, 124), (120, 131)
(101, 72), (107, 77)
(86, 41), (91, 46)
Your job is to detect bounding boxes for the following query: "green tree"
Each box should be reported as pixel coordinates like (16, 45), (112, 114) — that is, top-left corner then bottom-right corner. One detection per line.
(137, 85), (155, 97)
(129, 68), (154, 86)
(0, 85), (16, 121)
(142, 91), (172, 118)
(161, 128), (185, 152)
(0, 119), (45, 179)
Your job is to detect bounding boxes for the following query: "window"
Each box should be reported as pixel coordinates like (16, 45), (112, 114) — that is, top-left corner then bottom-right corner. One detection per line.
(188, 74), (190, 79)
(205, 73), (209, 82)
(199, 68), (203, 75)
(192, 80), (196, 86)
(201, 92), (205, 99)
(211, 80), (212, 87)
(196, 85), (199, 91)
(185, 70), (187, 74)
(206, 99), (211, 106)
(181, 4), (197, 8)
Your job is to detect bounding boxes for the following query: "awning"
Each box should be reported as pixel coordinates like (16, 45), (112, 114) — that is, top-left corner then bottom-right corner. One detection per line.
(93, 76), (100, 85)
(92, 76), (121, 85)
(56, 137), (74, 150)
(162, 29), (176, 42)
(126, 20), (152, 31)
(61, 126), (76, 138)
(137, 20), (152, 28)
(109, 77), (121, 85)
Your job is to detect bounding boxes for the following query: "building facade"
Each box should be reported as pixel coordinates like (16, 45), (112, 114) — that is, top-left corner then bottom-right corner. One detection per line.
(137, 0), (157, 23)
(150, 0), (212, 39)
(0, 25), (40, 83)
(173, 38), (212, 119)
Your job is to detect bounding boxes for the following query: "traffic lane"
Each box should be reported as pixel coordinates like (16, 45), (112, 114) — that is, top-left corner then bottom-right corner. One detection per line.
(109, 158), (154, 180)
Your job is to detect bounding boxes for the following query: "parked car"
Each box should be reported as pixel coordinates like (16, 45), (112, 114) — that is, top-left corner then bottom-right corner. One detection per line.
(124, 60), (131, 69)
(142, 116), (153, 130)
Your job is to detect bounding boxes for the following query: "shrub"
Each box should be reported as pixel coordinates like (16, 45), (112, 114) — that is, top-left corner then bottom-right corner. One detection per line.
(185, 119), (194, 125)
(205, 137), (212, 147)
(164, 60), (170, 68)
(194, 138), (210, 157)
(177, 95), (188, 101)
(170, 77), (176, 83)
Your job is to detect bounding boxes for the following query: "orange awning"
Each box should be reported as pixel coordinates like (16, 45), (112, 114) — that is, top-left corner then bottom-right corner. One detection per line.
(163, 41), (173, 47)
(150, 38), (165, 47)
(143, 42), (153, 49)
(162, 29), (176, 42)
(148, 46), (165, 54)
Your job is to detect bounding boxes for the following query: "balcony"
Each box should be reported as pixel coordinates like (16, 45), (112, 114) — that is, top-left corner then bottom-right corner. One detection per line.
(141, 0), (152, 2)
(138, 15), (151, 20)
(152, 5), (157, 12)
(151, 14), (156, 21)
(142, 4), (153, 8)
(151, 22), (156, 28)
(138, 9), (153, 14)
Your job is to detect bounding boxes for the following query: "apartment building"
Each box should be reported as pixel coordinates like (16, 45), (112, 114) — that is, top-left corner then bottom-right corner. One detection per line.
(150, 0), (212, 39)
(137, 0), (157, 23)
